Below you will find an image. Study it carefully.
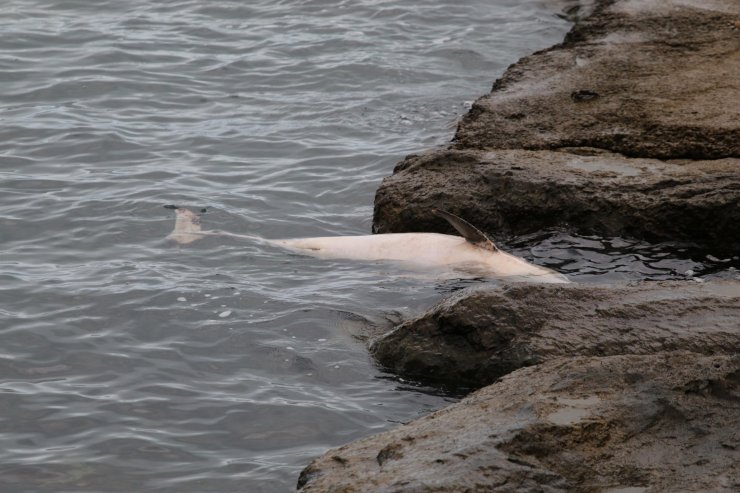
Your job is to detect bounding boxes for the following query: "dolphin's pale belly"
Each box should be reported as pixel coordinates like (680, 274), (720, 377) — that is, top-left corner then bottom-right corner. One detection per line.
(166, 208), (569, 283)
(273, 233), (568, 283)
(274, 233), (467, 262)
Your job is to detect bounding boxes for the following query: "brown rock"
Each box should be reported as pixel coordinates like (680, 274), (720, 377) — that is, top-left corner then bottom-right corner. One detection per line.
(298, 352), (740, 492)
(372, 0), (740, 253)
(372, 149), (740, 254)
(455, 0), (740, 159)
(300, 0), (740, 490)
(370, 281), (740, 389)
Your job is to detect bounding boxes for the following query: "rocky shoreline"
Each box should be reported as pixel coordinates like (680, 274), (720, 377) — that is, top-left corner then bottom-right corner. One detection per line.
(373, 0), (739, 254)
(299, 352), (738, 492)
(370, 281), (740, 389)
(298, 0), (739, 491)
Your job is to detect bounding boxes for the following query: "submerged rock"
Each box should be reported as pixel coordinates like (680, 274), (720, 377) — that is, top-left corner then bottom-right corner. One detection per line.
(298, 352), (740, 492)
(370, 281), (740, 388)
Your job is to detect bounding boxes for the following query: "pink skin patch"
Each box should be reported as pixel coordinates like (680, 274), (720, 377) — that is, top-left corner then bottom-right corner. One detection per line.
(176, 208), (201, 225)
(167, 208), (204, 244)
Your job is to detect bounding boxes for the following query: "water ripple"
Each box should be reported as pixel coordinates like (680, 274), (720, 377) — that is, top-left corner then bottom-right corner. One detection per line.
(4, 1), (730, 492)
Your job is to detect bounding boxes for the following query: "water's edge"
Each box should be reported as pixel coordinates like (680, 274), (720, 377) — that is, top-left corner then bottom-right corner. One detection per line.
(1, 2), (577, 492)
(297, 0), (740, 489)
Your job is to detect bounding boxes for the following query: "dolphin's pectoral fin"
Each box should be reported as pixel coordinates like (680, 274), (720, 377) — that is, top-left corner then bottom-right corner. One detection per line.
(433, 209), (498, 252)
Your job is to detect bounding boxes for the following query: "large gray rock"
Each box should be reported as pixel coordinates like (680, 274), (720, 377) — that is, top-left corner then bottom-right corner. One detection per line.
(370, 281), (740, 388)
(298, 352), (740, 492)
(372, 0), (740, 253)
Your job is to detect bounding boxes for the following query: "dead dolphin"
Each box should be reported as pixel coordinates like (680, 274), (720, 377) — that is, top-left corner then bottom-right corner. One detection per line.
(166, 207), (569, 283)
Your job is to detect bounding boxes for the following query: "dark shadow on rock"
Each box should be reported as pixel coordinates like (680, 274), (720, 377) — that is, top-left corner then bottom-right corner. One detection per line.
(369, 281), (740, 388)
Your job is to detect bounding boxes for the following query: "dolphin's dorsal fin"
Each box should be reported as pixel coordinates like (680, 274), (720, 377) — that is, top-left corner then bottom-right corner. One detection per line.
(433, 209), (498, 252)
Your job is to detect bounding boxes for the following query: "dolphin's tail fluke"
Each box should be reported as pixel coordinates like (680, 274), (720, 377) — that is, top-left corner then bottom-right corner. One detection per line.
(165, 207), (269, 245)
(166, 207), (206, 245)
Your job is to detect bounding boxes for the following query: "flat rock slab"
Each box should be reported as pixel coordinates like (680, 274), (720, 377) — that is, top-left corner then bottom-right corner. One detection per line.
(373, 149), (740, 254)
(370, 280), (740, 388)
(373, 0), (740, 253)
(455, 0), (740, 159)
(298, 352), (740, 492)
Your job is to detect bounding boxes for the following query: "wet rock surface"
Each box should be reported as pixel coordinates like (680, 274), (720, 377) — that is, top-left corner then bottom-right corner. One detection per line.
(298, 0), (740, 490)
(370, 281), (740, 389)
(298, 352), (740, 492)
(372, 0), (740, 253)
(373, 148), (740, 255)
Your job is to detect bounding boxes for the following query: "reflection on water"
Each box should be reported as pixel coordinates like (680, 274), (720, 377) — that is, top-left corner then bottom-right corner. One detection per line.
(514, 230), (740, 283)
(1, 0), (735, 492)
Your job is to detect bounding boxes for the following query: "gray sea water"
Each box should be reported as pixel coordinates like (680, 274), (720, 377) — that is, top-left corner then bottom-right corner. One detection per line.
(1, 1), (737, 492)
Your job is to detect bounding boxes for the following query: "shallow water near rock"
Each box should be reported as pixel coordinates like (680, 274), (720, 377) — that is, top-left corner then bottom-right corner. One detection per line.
(1, 1), (736, 492)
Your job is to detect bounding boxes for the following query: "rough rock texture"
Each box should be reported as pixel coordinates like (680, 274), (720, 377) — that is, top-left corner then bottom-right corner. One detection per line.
(372, 0), (740, 253)
(455, 0), (740, 159)
(373, 148), (740, 254)
(370, 281), (740, 389)
(298, 1), (740, 491)
(298, 352), (740, 492)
